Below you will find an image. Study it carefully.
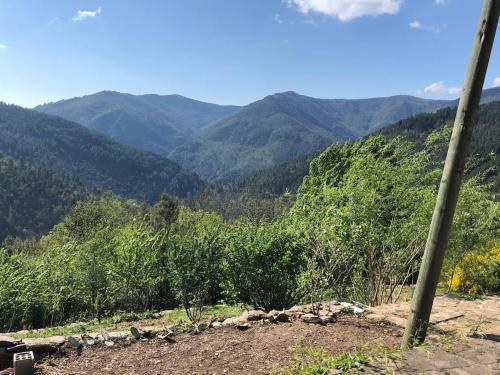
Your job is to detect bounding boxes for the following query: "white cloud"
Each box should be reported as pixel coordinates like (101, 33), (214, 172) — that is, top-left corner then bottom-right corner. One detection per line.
(72, 6), (101, 22)
(286, 0), (402, 22)
(409, 20), (422, 29)
(492, 77), (500, 87)
(409, 19), (444, 33)
(0, 44), (7, 49)
(424, 81), (461, 95)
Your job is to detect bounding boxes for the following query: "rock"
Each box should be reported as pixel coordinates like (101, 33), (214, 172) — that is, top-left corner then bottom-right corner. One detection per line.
(108, 331), (130, 340)
(268, 310), (280, 316)
(288, 305), (304, 313)
(48, 336), (66, 346)
(301, 313), (323, 324)
(0, 367), (13, 375)
(221, 316), (248, 327)
(247, 310), (267, 321)
(5, 345), (26, 354)
(158, 330), (176, 343)
(339, 302), (365, 314)
(197, 323), (210, 332)
(320, 315), (336, 324)
(211, 321), (222, 329)
(275, 312), (290, 323)
(235, 323), (251, 331)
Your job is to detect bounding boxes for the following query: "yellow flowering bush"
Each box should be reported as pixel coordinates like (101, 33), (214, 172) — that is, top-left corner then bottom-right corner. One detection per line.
(449, 246), (500, 295)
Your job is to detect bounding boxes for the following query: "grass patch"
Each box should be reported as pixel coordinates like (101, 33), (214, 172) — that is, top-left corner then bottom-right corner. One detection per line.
(271, 347), (372, 375)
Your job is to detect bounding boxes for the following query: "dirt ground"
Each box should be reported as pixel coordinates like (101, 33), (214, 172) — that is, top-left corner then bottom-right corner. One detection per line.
(37, 316), (401, 375)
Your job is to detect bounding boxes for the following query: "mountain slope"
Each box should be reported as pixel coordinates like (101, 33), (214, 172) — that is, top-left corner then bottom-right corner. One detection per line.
(0, 103), (205, 202)
(0, 154), (92, 242)
(224, 100), (500, 198)
(35, 91), (240, 157)
(35, 87), (500, 181)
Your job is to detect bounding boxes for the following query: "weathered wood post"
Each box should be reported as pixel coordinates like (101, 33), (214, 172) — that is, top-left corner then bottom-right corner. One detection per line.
(401, 0), (499, 349)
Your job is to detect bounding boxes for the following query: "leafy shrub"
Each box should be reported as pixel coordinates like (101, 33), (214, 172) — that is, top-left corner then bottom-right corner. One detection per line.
(292, 137), (434, 305)
(448, 246), (500, 295)
(225, 221), (307, 311)
(167, 209), (225, 322)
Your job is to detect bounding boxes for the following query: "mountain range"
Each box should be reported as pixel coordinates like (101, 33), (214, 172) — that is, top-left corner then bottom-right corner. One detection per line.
(36, 87), (500, 181)
(0, 103), (204, 203)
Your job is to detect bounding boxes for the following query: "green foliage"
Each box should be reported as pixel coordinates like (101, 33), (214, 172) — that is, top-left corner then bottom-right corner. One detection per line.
(272, 347), (371, 375)
(292, 137), (434, 305)
(148, 193), (179, 232)
(166, 209), (225, 322)
(0, 154), (91, 243)
(225, 220), (307, 311)
(381, 100), (500, 191)
(0, 250), (48, 330)
(292, 135), (498, 305)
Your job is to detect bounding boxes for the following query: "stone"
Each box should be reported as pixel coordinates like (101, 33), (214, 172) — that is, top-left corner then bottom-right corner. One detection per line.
(197, 323), (210, 332)
(211, 321), (222, 329)
(275, 312), (290, 323)
(288, 305), (304, 313)
(158, 331), (175, 343)
(247, 310), (267, 321)
(221, 315), (248, 327)
(320, 315), (335, 324)
(235, 323), (251, 331)
(301, 313), (323, 324)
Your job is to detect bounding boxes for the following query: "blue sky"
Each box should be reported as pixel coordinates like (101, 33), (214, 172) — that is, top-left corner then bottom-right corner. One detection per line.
(0, 0), (499, 107)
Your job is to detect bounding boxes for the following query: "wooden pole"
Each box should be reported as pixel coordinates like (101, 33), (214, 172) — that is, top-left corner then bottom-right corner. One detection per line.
(401, 0), (499, 349)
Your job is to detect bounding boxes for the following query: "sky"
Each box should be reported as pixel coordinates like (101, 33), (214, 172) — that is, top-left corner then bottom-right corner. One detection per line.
(0, 0), (499, 108)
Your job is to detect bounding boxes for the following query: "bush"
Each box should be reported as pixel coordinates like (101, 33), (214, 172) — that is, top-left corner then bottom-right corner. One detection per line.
(448, 246), (500, 295)
(167, 209), (225, 322)
(225, 221), (307, 311)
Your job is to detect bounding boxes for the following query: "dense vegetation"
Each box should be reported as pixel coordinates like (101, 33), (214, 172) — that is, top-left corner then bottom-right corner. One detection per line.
(0, 154), (92, 242)
(211, 100), (500, 202)
(37, 88), (500, 181)
(0, 102), (205, 202)
(1, 130), (497, 332)
(381, 100), (500, 190)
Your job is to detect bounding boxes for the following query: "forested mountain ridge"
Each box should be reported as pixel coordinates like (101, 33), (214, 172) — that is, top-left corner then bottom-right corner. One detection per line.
(0, 154), (92, 242)
(0, 102), (205, 202)
(37, 88), (500, 181)
(380, 100), (500, 191)
(35, 91), (240, 157)
(218, 100), (500, 200)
